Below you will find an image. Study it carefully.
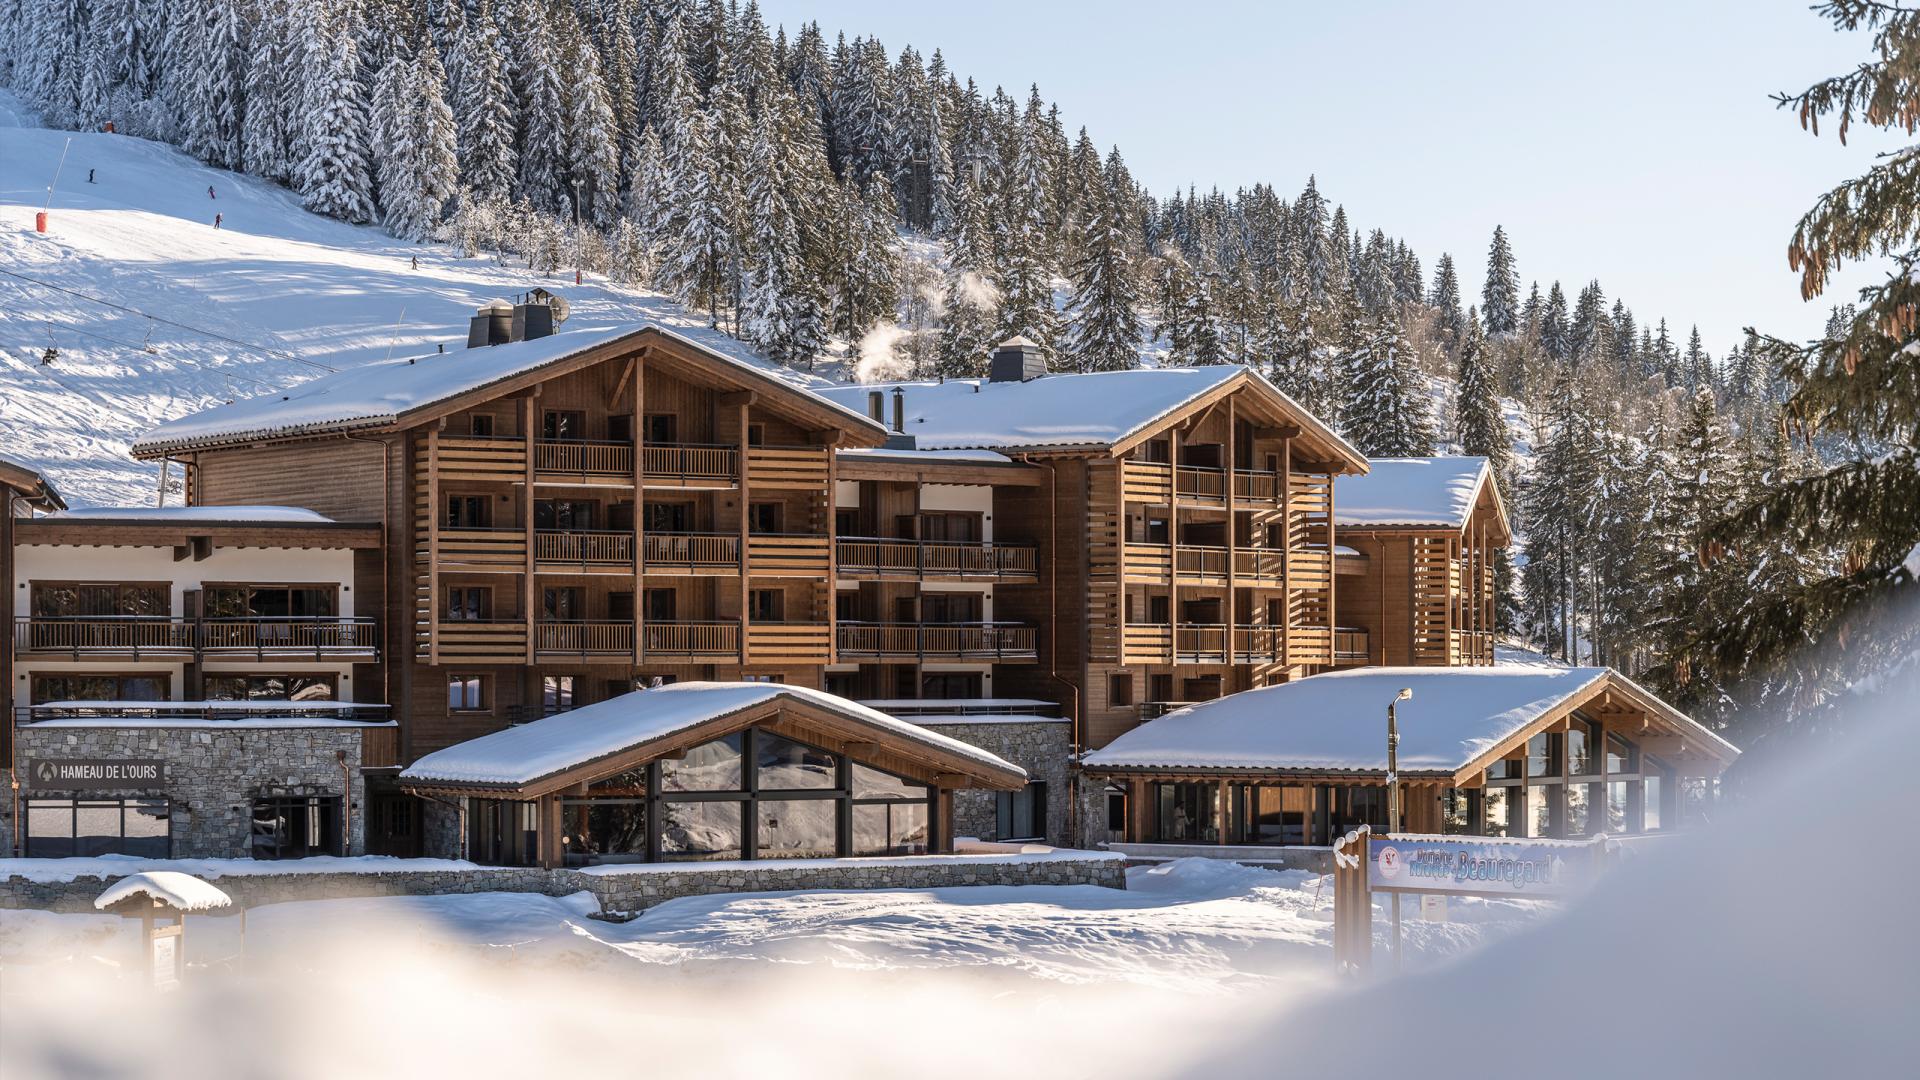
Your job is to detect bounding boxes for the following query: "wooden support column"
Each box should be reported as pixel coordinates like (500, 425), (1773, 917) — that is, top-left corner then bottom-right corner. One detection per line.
(737, 400), (751, 667)
(632, 351), (646, 667)
(522, 396), (537, 665)
(425, 426), (441, 664)
(1324, 466), (1336, 664)
(1217, 777), (1231, 846)
(1169, 424), (1182, 668)
(1279, 435), (1292, 670)
(826, 438), (840, 665)
(1225, 396), (1237, 675)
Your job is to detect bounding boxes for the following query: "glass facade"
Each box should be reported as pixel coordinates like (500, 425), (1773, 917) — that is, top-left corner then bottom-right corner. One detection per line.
(1474, 713), (1671, 838)
(1154, 783), (1219, 843)
(24, 797), (169, 858)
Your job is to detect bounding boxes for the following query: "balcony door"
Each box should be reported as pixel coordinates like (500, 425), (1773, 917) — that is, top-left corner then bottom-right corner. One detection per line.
(535, 500), (596, 531)
(543, 587), (586, 621)
(205, 585), (337, 619)
(543, 410), (586, 441)
(31, 583), (167, 618)
(921, 593), (982, 624)
(917, 512), (980, 543)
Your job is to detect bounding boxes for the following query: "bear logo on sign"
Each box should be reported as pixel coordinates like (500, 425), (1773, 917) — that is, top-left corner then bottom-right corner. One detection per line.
(34, 761), (57, 785)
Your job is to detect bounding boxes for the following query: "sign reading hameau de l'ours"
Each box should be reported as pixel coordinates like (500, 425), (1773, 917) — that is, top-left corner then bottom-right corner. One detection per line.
(1369, 836), (1591, 898)
(22, 757), (168, 791)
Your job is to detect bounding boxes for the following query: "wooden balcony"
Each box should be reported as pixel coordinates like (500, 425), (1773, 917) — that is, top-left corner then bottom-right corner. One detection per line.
(643, 443), (737, 488)
(1231, 469), (1283, 504)
(746, 622), (833, 663)
(534, 439), (634, 485)
(429, 620), (529, 664)
(1122, 460), (1173, 501)
(1124, 542), (1173, 582)
(1124, 463), (1283, 506)
(1174, 624), (1230, 664)
(535, 529), (633, 573)
(197, 617), (379, 659)
(1232, 625), (1285, 663)
(1173, 545), (1230, 584)
(1174, 466), (1228, 504)
(746, 445), (830, 490)
(1335, 627), (1370, 665)
(11, 617), (187, 658)
(836, 622), (1038, 662)
(642, 532), (740, 574)
(1121, 623), (1173, 664)
(835, 538), (1038, 581)
(643, 620), (741, 659)
(432, 436), (526, 482)
(534, 620), (635, 659)
(1233, 548), (1286, 582)
(435, 528), (526, 571)
(746, 533), (833, 576)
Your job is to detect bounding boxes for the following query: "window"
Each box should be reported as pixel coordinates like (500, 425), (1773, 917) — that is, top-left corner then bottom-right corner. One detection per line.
(1483, 787), (1513, 837)
(748, 589), (785, 622)
(996, 781), (1048, 841)
(607, 414), (633, 443)
(205, 674), (337, 701)
(542, 587), (585, 620)
(252, 795), (342, 859)
(1148, 594), (1171, 624)
(445, 494), (491, 529)
(918, 512), (981, 542)
(31, 673), (169, 704)
(1564, 783), (1593, 836)
(535, 500), (596, 530)
(1233, 784), (1310, 844)
(1442, 788), (1478, 835)
(921, 593), (982, 623)
(746, 423), (766, 447)
(644, 413), (678, 444)
(445, 586), (492, 621)
(644, 502), (691, 532)
(448, 674), (488, 711)
(660, 732), (745, 792)
(642, 588), (677, 622)
(469, 414), (495, 437)
(543, 410), (586, 440)
(748, 502), (783, 534)
(1106, 791), (1127, 831)
(1643, 775), (1664, 831)
(204, 585), (337, 618)
(1567, 718), (1596, 777)
(469, 799), (539, 867)
(1526, 732), (1559, 778)
(1154, 783), (1218, 842)
(921, 672), (983, 699)
(1149, 673), (1174, 703)
(658, 801), (745, 861)
(542, 676), (575, 714)
(1605, 733), (1637, 774)
(835, 508), (860, 536)
(31, 582), (168, 617)
(742, 673), (785, 684)
(1108, 673), (1135, 708)
(853, 802), (928, 856)
(25, 798), (170, 858)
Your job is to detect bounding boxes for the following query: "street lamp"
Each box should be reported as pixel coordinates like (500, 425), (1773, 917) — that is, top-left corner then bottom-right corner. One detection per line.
(1387, 688), (1412, 835)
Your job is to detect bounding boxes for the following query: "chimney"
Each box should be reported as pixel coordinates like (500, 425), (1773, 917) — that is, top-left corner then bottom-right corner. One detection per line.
(884, 386), (916, 451)
(467, 301), (514, 348)
(866, 390), (885, 423)
(512, 300), (554, 343)
(989, 336), (1047, 383)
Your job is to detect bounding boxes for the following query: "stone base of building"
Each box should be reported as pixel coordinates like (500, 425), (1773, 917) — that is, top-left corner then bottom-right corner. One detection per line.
(0, 846), (1127, 915)
(2, 724), (370, 859)
(916, 719), (1071, 845)
(1102, 841), (1332, 873)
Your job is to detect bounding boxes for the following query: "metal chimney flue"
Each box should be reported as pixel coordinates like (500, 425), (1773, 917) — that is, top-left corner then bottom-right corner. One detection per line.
(989, 336), (1047, 382)
(890, 387), (906, 433)
(867, 390), (885, 423)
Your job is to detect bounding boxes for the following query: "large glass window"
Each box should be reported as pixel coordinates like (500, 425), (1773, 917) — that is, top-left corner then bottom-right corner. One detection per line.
(1607, 782), (1632, 834)
(1232, 784), (1309, 845)
(1154, 783), (1219, 843)
(658, 801), (745, 861)
(205, 674), (337, 701)
(1564, 783), (1592, 837)
(1526, 732), (1559, 778)
(996, 781), (1047, 841)
(32, 582), (168, 617)
(853, 802), (929, 856)
(757, 731), (835, 790)
(31, 673), (170, 703)
(660, 733), (744, 791)
(25, 798), (170, 858)
(1567, 719), (1595, 777)
(1606, 733), (1637, 775)
(251, 796), (342, 859)
(468, 799), (539, 866)
(756, 800), (838, 859)
(1483, 787), (1513, 837)
(205, 585), (337, 618)
(1644, 775), (1664, 831)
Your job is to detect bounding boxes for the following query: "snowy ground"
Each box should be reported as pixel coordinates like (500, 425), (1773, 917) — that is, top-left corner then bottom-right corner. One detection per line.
(0, 859), (1549, 1078)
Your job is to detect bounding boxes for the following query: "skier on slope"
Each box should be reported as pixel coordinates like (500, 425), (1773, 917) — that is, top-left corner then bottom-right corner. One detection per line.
(207, 186), (216, 199)
(214, 213), (222, 229)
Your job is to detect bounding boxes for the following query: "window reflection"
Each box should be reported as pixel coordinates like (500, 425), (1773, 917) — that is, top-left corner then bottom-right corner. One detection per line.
(757, 799), (838, 858)
(658, 800), (744, 861)
(659, 733), (745, 792)
(757, 732), (837, 790)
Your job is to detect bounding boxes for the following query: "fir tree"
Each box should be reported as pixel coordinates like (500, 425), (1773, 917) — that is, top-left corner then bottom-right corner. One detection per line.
(1482, 224), (1520, 336)
(296, 27), (376, 224)
(1428, 253), (1464, 348)
(453, 5), (517, 202)
(1455, 307), (1512, 476)
(1061, 162), (1142, 372)
(1342, 309), (1434, 456)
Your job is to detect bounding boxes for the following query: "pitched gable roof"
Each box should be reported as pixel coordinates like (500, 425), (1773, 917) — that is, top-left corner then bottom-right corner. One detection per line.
(813, 365), (1367, 471)
(0, 456), (66, 511)
(1081, 664), (1736, 781)
(132, 324), (885, 456)
(1335, 456), (1509, 541)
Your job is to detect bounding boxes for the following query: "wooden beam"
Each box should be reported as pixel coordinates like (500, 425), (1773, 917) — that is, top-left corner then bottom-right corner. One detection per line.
(718, 390), (758, 407)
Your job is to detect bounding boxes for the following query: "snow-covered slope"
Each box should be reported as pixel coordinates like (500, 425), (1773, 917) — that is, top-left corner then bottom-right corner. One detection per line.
(0, 91), (807, 507)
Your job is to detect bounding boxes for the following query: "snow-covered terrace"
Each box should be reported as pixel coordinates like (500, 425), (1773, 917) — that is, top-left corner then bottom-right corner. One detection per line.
(1333, 455), (1509, 539)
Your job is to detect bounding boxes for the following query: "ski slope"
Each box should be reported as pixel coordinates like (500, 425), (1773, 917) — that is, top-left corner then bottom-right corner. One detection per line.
(0, 91), (811, 507)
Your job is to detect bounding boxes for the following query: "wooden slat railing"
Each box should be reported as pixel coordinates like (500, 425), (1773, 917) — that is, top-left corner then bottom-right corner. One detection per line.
(534, 620), (635, 656)
(1232, 469), (1282, 503)
(430, 620), (528, 661)
(434, 436), (527, 481)
(534, 439), (633, 477)
(746, 622), (833, 662)
(643, 620), (741, 657)
(1122, 623), (1173, 663)
(835, 622), (1037, 660)
(435, 528), (527, 568)
(1232, 625), (1285, 662)
(746, 445), (830, 490)
(642, 443), (737, 483)
(835, 538), (1038, 579)
(1335, 627), (1370, 664)
(1174, 466), (1228, 502)
(642, 532), (740, 569)
(535, 530), (633, 566)
(13, 617), (195, 657)
(198, 618), (380, 657)
(1175, 624), (1230, 662)
(1233, 548), (1286, 581)
(746, 533), (833, 574)
(1174, 545), (1230, 580)
(1124, 542), (1173, 579)
(1122, 460), (1173, 501)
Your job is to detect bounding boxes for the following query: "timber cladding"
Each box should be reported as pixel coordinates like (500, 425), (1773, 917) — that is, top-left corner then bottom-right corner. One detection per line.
(191, 440), (389, 522)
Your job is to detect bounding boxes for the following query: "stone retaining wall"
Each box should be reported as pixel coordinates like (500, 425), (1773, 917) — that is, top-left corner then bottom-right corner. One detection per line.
(0, 850), (1126, 915)
(919, 720), (1071, 845)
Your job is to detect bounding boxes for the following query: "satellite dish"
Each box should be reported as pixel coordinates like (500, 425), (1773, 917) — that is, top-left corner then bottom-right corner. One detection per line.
(548, 294), (570, 324)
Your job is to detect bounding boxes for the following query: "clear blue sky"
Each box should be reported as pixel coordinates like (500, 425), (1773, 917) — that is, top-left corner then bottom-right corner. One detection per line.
(757, 0), (1896, 352)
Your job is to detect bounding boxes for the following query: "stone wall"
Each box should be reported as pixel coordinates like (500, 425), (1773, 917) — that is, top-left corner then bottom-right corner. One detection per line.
(920, 720), (1071, 844)
(0, 850), (1127, 915)
(1, 724), (368, 858)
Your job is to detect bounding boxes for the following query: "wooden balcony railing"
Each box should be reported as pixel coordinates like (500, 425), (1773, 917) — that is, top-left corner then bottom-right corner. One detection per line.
(642, 532), (740, 571)
(435, 528), (527, 569)
(1124, 542), (1173, 579)
(835, 538), (1038, 579)
(535, 529), (633, 568)
(1174, 545), (1230, 581)
(1335, 627), (1370, 664)
(1121, 623), (1173, 663)
(1232, 469), (1282, 503)
(426, 620), (528, 662)
(1232, 625), (1285, 662)
(535, 620), (635, 656)
(433, 436), (527, 481)
(534, 439), (633, 479)
(746, 445), (830, 490)
(836, 622), (1037, 661)
(1175, 624), (1230, 663)
(746, 533), (832, 575)
(15, 701), (392, 725)
(1122, 460), (1173, 501)
(1174, 466), (1228, 502)
(1233, 548), (1286, 581)
(13, 616), (195, 657)
(643, 620), (741, 657)
(643, 443), (738, 485)
(746, 622), (833, 662)
(198, 617), (379, 658)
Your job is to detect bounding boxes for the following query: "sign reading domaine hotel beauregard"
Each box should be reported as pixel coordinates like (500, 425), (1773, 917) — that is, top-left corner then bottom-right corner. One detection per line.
(23, 757), (168, 791)
(1368, 836), (1592, 898)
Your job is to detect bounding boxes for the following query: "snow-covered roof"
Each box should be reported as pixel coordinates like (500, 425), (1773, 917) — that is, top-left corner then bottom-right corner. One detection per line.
(93, 871), (233, 912)
(1081, 665), (1736, 776)
(132, 323), (880, 454)
(836, 447), (1021, 465)
(44, 505), (336, 524)
(401, 682), (1025, 791)
(0, 455), (66, 510)
(814, 366), (1364, 466)
(1334, 456), (1496, 532)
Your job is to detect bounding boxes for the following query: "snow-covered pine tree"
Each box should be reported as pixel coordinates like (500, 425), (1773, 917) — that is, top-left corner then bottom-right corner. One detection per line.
(565, 37), (622, 229)
(240, 0), (297, 182)
(1683, 325), (1711, 392)
(993, 118), (1059, 350)
(1428, 253), (1464, 349)
(182, 0), (245, 169)
(934, 178), (1000, 377)
(1540, 281), (1571, 362)
(452, 5), (516, 203)
(1061, 158), (1142, 372)
(381, 46), (457, 241)
(740, 109), (827, 368)
(1454, 307), (1512, 476)
(515, 9), (570, 213)
(296, 24), (376, 224)
(1341, 308), (1434, 456)
(1481, 225), (1520, 337)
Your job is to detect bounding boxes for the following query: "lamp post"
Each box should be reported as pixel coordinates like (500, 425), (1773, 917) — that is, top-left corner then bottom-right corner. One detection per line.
(1388, 687), (1411, 972)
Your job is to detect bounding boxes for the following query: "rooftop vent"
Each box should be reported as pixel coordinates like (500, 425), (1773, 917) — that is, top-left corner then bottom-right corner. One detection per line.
(883, 386), (916, 451)
(989, 336), (1047, 383)
(466, 290), (570, 348)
